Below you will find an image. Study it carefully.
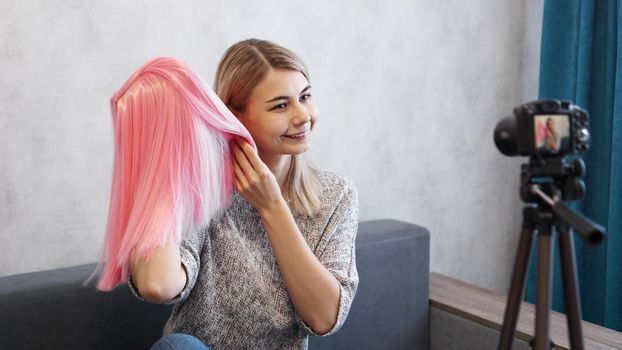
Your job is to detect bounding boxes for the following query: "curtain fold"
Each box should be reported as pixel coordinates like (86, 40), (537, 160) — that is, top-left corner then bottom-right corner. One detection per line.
(525, 0), (622, 331)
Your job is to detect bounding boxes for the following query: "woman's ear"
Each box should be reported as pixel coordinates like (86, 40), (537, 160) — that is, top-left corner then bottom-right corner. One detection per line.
(229, 108), (246, 126)
(227, 105), (239, 116)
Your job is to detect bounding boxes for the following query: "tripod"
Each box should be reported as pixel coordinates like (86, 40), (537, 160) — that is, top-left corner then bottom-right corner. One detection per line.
(498, 157), (605, 350)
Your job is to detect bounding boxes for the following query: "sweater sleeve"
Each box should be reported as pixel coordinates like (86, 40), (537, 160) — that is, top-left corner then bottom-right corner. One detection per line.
(127, 225), (208, 304)
(297, 180), (360, 336)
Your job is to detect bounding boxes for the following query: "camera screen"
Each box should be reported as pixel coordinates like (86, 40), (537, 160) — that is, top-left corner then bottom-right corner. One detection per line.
(534, 114), (570, 153)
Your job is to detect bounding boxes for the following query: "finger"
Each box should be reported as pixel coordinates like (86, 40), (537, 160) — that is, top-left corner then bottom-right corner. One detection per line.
(234, 176), (242, 193)
(232, 157), (248, 190)
(236, 140), (266, 172)
(231, 141), (255, 179)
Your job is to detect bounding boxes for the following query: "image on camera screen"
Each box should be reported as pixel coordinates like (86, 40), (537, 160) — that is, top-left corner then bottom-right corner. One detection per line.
(534, 114), (570, 153)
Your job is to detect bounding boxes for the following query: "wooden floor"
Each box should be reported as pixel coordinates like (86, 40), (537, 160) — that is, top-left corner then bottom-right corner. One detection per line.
(430, 272), (622, 350)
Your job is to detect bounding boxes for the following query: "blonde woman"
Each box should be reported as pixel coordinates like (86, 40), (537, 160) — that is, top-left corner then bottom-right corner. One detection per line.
(133, 39), (359, 350)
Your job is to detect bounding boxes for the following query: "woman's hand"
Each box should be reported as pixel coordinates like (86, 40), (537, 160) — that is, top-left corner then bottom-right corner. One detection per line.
(230, 139), (284, 213)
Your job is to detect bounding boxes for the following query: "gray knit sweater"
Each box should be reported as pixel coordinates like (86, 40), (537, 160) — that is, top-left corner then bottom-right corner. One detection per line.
(129, 170), (359, 349)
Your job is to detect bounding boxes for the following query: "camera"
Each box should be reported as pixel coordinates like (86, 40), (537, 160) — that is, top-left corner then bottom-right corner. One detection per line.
(494, 99), (590, 157)
(496, 100), (605, 350)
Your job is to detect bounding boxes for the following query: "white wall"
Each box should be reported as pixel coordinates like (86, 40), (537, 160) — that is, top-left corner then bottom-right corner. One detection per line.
(0, 0), (543, 293)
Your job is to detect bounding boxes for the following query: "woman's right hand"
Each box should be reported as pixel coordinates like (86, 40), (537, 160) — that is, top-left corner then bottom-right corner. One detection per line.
(230, 139), (285, 213)
(130, 242), (187, 303)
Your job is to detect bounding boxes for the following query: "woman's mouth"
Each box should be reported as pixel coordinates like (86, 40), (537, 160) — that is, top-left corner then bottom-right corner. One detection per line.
(283, 131), (309, 141)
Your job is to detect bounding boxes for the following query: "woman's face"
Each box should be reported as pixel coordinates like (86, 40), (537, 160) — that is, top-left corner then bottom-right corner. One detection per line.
(236, 69), (317, 158)
(547, 118), (555, 130)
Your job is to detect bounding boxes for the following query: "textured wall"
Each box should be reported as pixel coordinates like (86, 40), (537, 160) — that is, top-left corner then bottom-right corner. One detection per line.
(0, 0), (542, 293)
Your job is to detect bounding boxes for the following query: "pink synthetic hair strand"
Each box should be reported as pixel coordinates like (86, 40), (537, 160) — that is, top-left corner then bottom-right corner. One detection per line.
(94, 57), (255, 291)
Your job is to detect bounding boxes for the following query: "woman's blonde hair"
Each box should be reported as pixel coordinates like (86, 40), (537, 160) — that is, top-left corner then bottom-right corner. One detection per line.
(214, 38), (321, 217)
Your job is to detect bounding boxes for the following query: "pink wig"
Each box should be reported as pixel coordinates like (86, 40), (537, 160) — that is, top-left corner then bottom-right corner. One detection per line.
(94, 57), (255, 291)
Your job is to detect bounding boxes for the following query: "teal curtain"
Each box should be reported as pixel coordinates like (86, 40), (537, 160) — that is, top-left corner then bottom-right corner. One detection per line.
(525, 0), (622, 331)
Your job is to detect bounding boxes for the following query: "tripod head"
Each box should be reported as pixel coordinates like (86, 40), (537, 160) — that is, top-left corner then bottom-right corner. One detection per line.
(519, 155), (605, 244)
(519, 155), (586, 203)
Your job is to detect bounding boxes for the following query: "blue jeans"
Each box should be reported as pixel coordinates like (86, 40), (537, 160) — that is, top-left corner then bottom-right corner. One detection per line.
(150, 333), (211, 350)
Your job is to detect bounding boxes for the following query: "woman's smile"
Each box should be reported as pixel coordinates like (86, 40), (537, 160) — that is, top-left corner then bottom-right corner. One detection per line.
(283, 130), (310, 141)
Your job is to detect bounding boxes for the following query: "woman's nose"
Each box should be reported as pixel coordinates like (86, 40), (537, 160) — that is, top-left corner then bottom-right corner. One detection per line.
(291, 103), (311, 125)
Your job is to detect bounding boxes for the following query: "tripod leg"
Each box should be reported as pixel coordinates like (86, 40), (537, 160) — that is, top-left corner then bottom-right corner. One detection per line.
(558, 226), (585, 349)
(498, 227), (535, 350)
(534, 225), (554, 350)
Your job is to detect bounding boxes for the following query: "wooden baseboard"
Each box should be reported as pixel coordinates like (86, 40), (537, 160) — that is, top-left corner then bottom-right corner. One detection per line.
(430, 272), (622, 349)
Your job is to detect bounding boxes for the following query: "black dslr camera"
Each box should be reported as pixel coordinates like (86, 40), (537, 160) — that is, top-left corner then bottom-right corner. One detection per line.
(494, 99), (590, 157)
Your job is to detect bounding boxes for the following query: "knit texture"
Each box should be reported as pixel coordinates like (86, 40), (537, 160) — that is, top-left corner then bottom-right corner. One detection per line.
(129, 170), (359, 349)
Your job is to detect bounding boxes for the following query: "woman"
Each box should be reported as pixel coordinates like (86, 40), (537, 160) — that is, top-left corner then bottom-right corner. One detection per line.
(544, 117), (559, 152)
(134, 39), (359, 349)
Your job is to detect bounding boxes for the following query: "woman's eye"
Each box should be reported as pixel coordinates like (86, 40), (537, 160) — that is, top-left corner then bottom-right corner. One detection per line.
(300, 93), (312, 102)
(271, 103), (287, 111)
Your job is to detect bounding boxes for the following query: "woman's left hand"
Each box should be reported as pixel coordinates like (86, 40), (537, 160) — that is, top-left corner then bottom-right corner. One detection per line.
(230, 139), (285, 213)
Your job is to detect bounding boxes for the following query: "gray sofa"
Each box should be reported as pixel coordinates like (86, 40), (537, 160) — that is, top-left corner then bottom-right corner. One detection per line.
(0, 219), (430, 350)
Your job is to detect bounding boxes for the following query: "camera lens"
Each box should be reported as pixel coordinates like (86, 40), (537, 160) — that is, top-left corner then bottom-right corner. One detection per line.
(494, 117), (518, 156)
